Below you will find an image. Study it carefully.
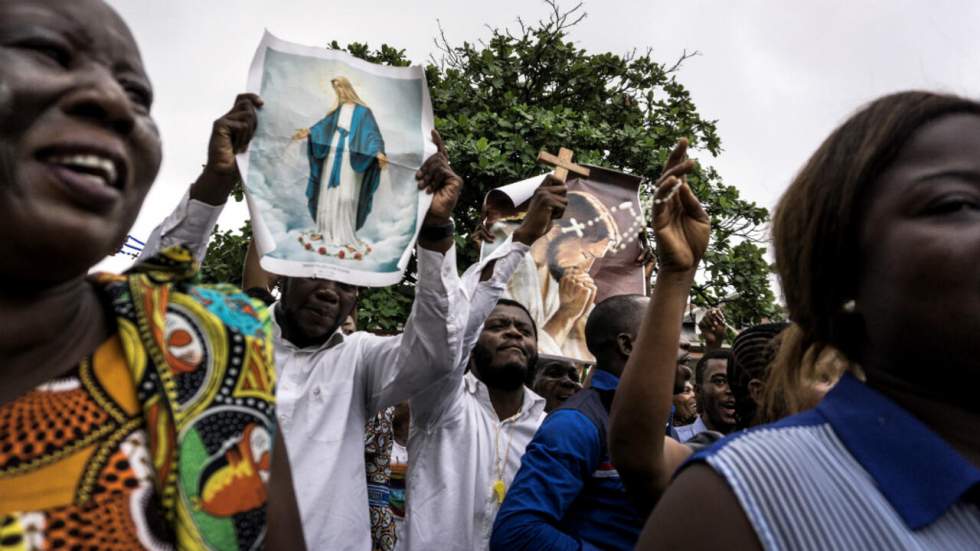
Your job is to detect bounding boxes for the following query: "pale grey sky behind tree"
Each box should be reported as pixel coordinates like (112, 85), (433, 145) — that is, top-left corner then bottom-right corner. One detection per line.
(99, 0), (980, 273)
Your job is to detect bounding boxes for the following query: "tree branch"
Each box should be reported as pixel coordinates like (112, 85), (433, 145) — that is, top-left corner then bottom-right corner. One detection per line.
(666, 48), (700, 74)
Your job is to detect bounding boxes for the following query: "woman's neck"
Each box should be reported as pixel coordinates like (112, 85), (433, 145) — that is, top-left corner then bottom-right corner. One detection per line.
(866, 369), (980, 468)
(0, 277), (109, 403)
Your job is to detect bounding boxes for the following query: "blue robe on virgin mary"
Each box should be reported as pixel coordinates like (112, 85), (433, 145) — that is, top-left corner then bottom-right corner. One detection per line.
(304, 104), (385, 230)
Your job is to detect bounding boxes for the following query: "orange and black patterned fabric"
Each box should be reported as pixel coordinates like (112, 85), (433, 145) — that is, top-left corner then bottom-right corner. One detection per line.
(0, 247), (277, 551)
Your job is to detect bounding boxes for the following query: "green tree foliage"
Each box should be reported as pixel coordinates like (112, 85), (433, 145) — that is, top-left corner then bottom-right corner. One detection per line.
(203, 1), (780, 333)
(201, 221), (251, 288)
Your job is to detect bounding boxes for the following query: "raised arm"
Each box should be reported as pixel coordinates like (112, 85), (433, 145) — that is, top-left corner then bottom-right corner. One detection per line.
(607, 139), (711, 513)
(138, 94), (262, 263)
(359, 130), (468, 413)
(411, 176), (568, 428)
(460, 176), (568, 363)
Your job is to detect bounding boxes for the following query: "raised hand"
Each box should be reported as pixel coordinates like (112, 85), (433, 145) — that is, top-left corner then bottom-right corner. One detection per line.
(471, 221), (495, 244)
(651, 138), (710, 273)
(607, 139), (711, 514)
(513, 175), (568, 246)
(698, 307), (727, 349)
(557, 268), (596, 322)
(208, 93), (263, 177)
(416, 129), (463, 225)
(191, 93), (263, 205)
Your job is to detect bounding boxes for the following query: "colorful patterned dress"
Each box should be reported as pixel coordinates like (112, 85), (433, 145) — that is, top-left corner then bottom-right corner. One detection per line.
(0, 248), (278, 550)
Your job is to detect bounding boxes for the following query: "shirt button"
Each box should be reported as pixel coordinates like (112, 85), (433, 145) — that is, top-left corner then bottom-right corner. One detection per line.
(313, 387), (321, 397)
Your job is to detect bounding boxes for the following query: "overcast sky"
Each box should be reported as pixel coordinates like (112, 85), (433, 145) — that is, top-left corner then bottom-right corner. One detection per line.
(99, 0), (980, 272)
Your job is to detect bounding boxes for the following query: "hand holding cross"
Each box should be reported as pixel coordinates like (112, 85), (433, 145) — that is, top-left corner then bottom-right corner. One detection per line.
(534, 147), (588, 224)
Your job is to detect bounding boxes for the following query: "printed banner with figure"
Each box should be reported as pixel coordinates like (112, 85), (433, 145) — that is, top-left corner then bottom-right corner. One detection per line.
(481, 166), (647, 362)
(238, 31), (436, 286)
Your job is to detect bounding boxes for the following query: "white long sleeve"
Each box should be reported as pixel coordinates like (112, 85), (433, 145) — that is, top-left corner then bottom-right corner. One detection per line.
(272, 245), (466, 550)
(360, 246), (466, 413)
(410, 235), (530, 429)
(403, 236), (545, 551)
(137, 191), (225, 264)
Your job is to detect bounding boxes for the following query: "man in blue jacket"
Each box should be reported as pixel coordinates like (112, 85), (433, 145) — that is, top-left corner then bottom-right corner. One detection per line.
(490, 294), (649, 551)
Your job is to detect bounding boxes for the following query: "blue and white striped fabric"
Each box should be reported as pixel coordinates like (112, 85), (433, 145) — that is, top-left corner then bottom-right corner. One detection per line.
(687, 374), (980, 551)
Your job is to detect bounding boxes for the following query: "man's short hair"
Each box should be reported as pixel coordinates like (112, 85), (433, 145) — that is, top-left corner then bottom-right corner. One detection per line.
(695, 349), (734, 386)
(585, 294), (647, 359)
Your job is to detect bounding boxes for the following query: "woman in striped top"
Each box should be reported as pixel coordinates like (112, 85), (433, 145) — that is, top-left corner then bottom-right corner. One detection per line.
(641, 92), (980, 550)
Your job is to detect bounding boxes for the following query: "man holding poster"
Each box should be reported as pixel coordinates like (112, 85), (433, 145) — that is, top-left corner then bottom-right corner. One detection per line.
(142, 31), (480, 549)
(137, 90), (470, 549)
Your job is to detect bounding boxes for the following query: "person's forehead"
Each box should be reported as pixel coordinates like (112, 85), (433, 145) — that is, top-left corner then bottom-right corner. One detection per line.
(887, 114), (980, 183)
(296, 277), (355, 292)
(705, 359), (729, 375)
(542, 360), (575, 373)
(490, 304), (533, 324)
(3, 0), (145, 75)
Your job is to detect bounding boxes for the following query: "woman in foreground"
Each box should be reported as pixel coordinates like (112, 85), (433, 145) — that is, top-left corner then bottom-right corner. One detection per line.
(641, 92), (980, 549)
(0, 0), (302, 548)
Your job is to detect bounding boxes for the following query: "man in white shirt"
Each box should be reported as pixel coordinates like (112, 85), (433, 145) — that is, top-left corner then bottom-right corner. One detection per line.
(140, 117), (474, 549)
(261, 129), (481, 550)
(403, 177), (569, 551)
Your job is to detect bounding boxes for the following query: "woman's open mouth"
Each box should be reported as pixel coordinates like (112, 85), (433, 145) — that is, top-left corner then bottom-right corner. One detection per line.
(36, 146), (126, 212)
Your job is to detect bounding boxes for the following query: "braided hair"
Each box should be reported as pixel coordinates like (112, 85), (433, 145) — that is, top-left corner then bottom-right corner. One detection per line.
(729, 322), (789, 429)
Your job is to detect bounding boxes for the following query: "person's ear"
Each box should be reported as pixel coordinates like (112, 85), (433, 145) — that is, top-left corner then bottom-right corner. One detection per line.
(748, 378), (766, 407)
(616, 333), (634, 357)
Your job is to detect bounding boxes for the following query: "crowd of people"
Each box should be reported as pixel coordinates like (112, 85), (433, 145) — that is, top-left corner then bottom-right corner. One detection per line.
(1, 0), (978, 549)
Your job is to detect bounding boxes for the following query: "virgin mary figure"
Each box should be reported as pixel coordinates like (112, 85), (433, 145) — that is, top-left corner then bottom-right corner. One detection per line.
(299, 76), (387, 250)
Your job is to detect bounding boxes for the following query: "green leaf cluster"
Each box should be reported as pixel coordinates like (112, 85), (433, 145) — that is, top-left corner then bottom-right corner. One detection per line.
(200, 220), (251, 289)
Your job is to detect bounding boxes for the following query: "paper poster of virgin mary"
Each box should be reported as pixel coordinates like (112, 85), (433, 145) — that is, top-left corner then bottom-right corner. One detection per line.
(238, 31), (435, 286)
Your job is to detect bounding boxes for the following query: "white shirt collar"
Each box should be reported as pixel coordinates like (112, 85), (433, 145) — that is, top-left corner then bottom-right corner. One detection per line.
(463, 371), (546, 421)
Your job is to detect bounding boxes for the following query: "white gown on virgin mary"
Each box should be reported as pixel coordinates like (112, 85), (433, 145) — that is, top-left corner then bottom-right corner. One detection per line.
(317, 103), (363, 246)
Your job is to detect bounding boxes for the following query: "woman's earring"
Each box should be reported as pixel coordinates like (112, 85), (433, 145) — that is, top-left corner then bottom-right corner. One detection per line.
(842, 299), (857, 313)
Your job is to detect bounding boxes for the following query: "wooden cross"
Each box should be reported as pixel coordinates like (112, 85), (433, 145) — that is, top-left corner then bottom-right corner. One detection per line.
(538, 147), (590, 182)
